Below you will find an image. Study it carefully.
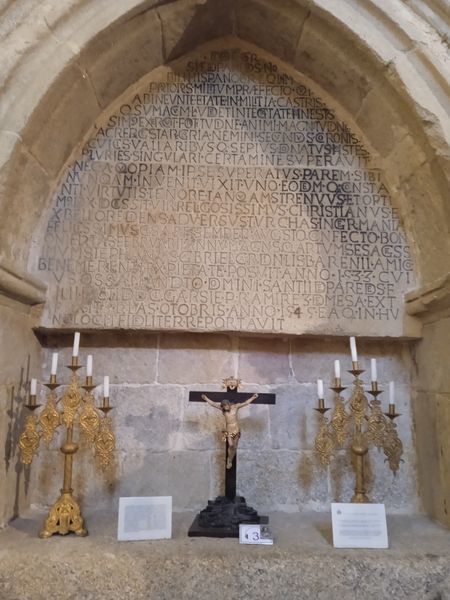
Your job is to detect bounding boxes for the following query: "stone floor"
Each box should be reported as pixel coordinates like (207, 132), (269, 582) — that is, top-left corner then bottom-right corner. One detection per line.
(0, 509), (449, 599)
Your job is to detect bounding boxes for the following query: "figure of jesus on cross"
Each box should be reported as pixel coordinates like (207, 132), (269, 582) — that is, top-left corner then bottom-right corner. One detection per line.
(201, 378), (258, 469)
(188, 376), (275, 537)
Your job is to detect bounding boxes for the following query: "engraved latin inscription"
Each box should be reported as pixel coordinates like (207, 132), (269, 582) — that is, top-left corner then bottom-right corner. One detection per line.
(36, 47), (413, 335)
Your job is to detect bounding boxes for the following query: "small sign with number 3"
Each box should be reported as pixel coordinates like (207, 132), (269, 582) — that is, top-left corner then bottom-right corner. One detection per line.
(239, 524), (274, 545)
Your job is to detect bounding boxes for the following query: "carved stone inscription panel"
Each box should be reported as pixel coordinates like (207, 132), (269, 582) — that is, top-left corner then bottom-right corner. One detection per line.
(35, 45), (414, 335)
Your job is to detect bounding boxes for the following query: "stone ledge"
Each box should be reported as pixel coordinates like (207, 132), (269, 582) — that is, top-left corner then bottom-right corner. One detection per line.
(405, 272), (450, 316)
(1, 510), (449, 600)
(0, 258), (46, 305)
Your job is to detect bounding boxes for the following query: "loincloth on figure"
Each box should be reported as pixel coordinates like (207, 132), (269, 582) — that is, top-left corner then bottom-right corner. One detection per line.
(221, 430), (241, 442)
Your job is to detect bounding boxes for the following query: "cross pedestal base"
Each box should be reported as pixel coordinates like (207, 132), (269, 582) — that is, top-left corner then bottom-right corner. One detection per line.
(188, 495), (268, 538)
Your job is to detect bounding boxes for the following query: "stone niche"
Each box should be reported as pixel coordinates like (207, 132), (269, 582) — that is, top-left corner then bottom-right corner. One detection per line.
(28, 42), (419, 516)
(32, 42), (416, 338)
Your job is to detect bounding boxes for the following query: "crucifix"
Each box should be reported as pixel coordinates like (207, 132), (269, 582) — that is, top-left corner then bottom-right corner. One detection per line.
(188, 376), (276, 538)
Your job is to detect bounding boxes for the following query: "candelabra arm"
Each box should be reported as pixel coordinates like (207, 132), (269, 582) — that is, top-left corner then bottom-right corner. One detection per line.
(18, 414), (40, 465)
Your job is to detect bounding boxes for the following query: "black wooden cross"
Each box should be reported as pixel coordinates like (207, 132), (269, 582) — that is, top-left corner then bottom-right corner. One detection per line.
(189, 378), (276, 501)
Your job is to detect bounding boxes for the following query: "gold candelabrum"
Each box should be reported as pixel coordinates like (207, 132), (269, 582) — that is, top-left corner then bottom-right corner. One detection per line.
(18, 356), (115, 538)
(314, 363), (403, 503)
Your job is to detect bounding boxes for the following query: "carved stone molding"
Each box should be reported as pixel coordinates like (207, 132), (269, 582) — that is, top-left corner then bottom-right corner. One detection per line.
(405, 273), (450, 317)
(0, 258), (47, 305)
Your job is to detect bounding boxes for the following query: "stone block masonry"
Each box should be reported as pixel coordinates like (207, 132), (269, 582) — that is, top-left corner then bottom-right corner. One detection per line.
(30, 333), (419, 515)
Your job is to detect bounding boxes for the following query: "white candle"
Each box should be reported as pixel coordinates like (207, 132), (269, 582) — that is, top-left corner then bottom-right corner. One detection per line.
(317, 379), (324, 399)
(389, 381), (395, 404)
(350, 337), (358, 363)
(371, 358), (377, 382)
(86, 355), (93, 377)
(51, 352), (58, 375)
(104, 376), (110, 397)
(72, 331), (80, 357)
(30, 378), (37, 395)
(334, 360), (341, 379)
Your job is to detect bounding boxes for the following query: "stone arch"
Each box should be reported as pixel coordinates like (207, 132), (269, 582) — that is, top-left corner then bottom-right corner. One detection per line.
(32, 37), (417, 338)
(0, 0), (448, 284)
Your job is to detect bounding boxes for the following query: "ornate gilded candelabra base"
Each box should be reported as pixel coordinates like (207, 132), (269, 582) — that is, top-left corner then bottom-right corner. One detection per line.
(40, 490), (87, 538)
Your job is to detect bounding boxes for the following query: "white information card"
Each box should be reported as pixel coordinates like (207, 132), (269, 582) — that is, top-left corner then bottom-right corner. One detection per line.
(118, 496), (172, 541)
(331, 503), (388, 549)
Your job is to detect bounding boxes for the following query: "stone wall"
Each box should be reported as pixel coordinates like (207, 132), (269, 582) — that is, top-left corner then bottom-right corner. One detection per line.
(407, 277), (450, 524)
(0, 262), (46, 527)
(0, 0), (448, 527)
(29, 334), (419, 514)
(20, 42), (421, 517)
